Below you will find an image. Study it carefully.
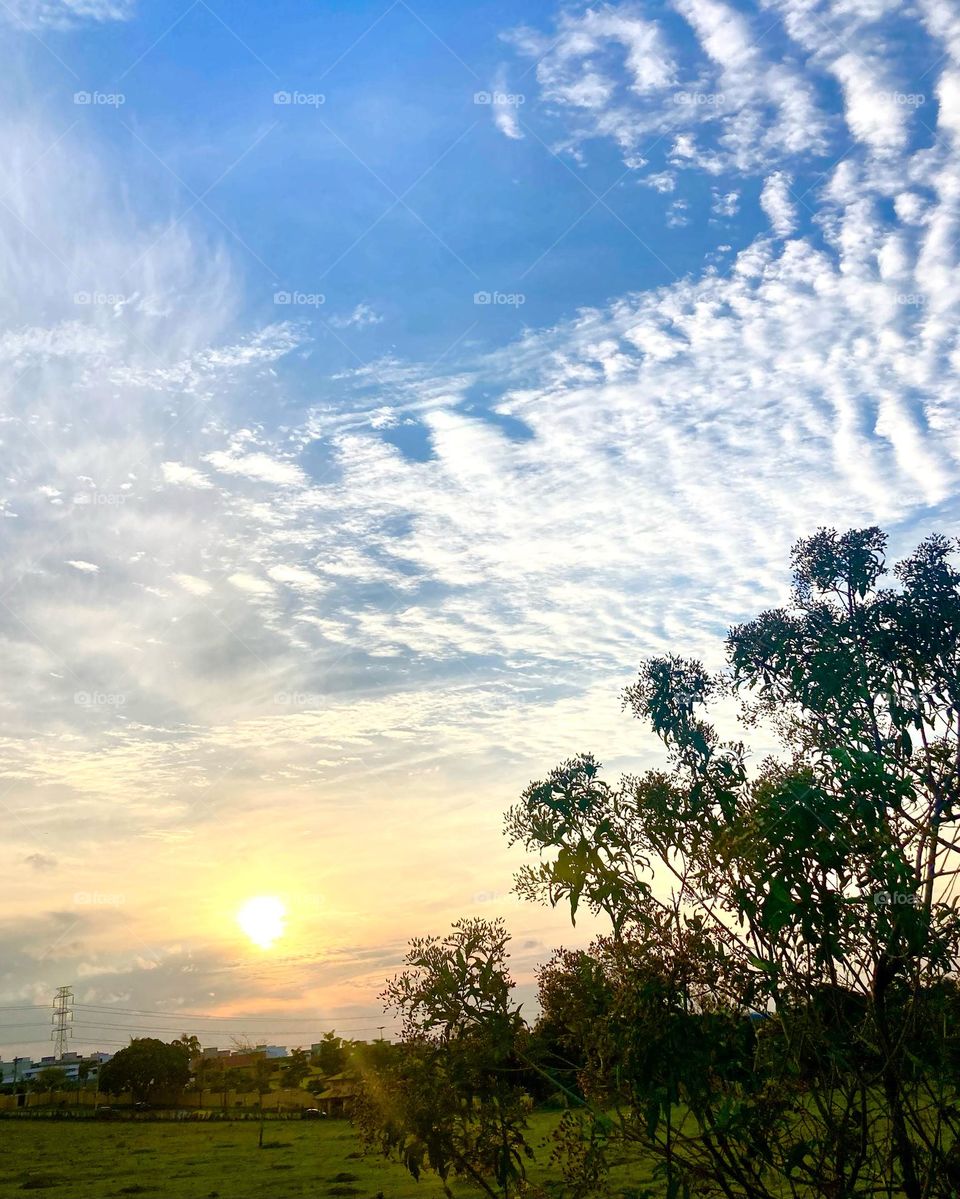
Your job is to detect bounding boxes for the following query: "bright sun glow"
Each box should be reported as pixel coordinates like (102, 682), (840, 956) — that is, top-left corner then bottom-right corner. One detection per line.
(236, 896), (286, 949)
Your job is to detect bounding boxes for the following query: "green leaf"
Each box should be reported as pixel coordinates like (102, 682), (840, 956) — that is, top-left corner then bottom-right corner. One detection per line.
(645, 1097), (660, 1139)
(747, 954), (776, 973)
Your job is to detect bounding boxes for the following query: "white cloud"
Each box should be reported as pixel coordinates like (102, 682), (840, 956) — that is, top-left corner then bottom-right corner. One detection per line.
(712, 188), (739, 216)
(666, 198), (690, 227)
(489, 66), (524, 140)
(173, 574), (213, 597)
(66, 559), (99, 573)
(830, 53), (908, 151)
(760, 171), (797, 236)
(162, 462), (214, 490)
(642, 171), (676, 193)
(936, 68), (960, 138)
(329, 303), (385, 330)
(2, 0), (133, 29)
(267, 565), (326, 592)
(205, 451), (306, 487)
(506, 0), (829, 172)
(369, 407), (399, 430)
(227, 572), (275, 596)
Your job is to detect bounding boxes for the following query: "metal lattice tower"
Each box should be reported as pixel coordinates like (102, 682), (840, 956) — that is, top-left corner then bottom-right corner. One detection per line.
(51, 985), (73, 1059)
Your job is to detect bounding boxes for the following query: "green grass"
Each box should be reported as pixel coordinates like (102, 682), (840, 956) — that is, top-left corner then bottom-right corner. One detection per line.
(0, 1112), (667, 1199)
(0, 1119), (466, 1199)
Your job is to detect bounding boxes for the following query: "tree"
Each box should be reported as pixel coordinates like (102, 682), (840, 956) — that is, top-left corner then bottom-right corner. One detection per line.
(312, 1031), (348, 1077)
(190, 1054), (213, 1097)
(31, 1067), (69, 1104)
(174, 1033), (201, 1061)
(527, 947), (613, 1105)
(224, 1066), (253, 1095)
(97, 1038), (191, 1104)
(357, 918), (534, 1199)
(252, 1056), (274, 1148)
(283, 1047), (311, 1089)
(506, 528), (960, 1198)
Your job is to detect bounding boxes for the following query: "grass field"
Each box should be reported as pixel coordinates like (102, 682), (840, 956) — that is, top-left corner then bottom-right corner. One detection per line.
(0, 1117), (473, 1199)
(0, 1113), (663, 1199)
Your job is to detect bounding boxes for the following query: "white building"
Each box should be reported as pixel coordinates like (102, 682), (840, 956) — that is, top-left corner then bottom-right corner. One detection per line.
(0, 1051), (112, 1085)
(199, 1043), (287, 1061)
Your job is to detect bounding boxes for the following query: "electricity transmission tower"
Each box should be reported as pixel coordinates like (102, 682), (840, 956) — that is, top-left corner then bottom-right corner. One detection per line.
(51, 985), (74, 1059)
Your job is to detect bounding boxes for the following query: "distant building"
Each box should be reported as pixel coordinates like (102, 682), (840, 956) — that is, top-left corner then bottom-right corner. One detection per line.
(312, 1075), (357, 1118)
(258, 1044), (287, 1059)
(0, 1051), (112, 1085)
(199, 1044), (287, 1063)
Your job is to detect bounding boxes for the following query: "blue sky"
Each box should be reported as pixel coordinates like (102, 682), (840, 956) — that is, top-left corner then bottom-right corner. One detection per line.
(1, 0), (959, 1053)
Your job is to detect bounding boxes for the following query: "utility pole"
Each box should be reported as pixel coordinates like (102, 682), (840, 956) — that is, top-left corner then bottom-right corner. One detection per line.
(51, 985), (74, 1060)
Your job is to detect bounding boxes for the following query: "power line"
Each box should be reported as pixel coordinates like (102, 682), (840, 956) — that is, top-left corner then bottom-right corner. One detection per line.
(71, 1022), (389, 1035)
(0, 1039), (64, 1049)
(73, 1004), (386, 1024)
(0, 992), (396, 1056)
(75, 1003), (385, 1018)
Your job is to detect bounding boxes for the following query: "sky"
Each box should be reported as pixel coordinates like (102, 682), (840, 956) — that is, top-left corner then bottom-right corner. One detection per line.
(1, 0), (959, 1057)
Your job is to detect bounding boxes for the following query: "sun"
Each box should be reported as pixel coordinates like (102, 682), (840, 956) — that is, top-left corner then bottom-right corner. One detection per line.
(236, 896), (286, 949)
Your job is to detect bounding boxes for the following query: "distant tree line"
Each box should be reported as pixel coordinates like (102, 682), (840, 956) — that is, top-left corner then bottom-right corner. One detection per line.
(357, 528), (960, 1199)
(4, 1028), (354, 1109)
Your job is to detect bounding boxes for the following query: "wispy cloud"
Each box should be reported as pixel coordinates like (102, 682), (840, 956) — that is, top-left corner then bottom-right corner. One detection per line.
(504, 0), (829, 173)
(489, 67), (524, 141)
(1, 0), (133, 29)
(2, 0), (959, 1025)
(329, 303), (384, 330)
